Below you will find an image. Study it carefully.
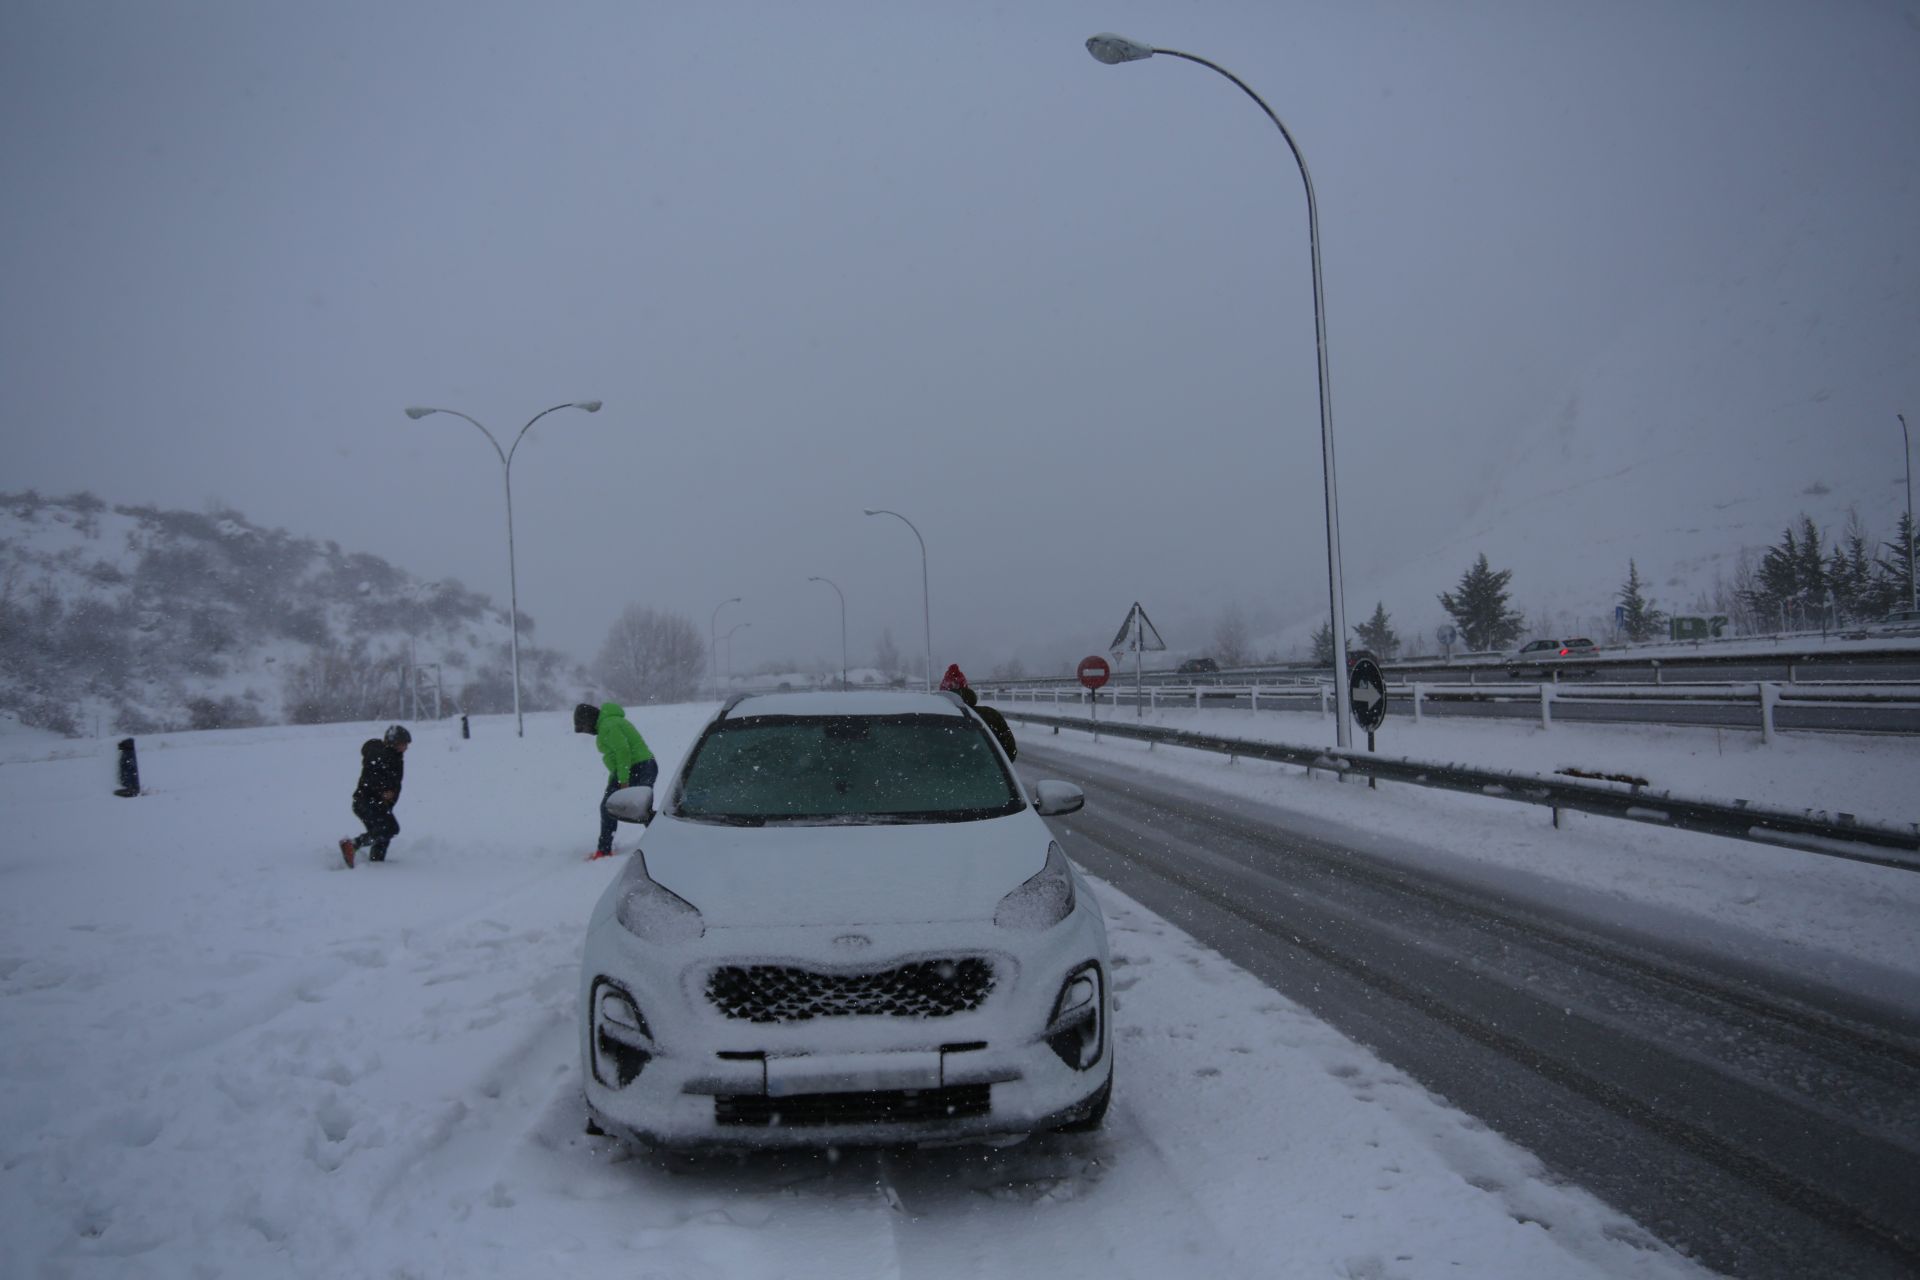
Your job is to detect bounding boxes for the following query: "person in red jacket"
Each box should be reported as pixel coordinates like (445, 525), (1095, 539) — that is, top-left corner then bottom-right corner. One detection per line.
(939, 665), (1017, 761)
(338, 724), (409, 868)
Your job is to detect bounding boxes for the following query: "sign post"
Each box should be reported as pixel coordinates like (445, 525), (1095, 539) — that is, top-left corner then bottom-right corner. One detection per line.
(1078, 655), (1112, 740)
(1108, 602), (1167, 719)
(1348, 655), (1388, 774)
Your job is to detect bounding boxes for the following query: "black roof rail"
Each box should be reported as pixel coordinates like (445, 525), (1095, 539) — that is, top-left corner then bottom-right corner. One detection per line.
(718, 693), (754, 718)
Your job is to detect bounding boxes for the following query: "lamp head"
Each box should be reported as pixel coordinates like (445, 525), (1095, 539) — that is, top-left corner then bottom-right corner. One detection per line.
(862, 508), (880, 516)
(577, 400), (603, 413)
(404, 407), (435, 420)
(1086, 33), (1155, 64)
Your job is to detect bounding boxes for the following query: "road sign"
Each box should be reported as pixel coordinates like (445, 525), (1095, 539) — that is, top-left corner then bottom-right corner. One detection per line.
(1349, 656), (1387, 735)
(1077, 655), (1112, 690)
(1108, 603), (1166, 653)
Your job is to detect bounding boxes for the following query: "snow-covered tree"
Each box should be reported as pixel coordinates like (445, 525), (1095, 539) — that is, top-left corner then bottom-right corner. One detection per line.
(1438, 554), (1524, 652)
(1616, 560), (1666, 642)
(1354, 602), (1400, 659)
(1213, 602), (1252, 668)
(593, 605), (704, 705)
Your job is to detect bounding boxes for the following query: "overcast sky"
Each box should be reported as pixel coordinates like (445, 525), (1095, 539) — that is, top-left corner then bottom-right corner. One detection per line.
(5, 1), (1917, 675)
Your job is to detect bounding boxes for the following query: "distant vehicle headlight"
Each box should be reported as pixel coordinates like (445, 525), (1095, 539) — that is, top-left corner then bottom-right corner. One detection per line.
(613, 853), (705, 942)
(994, 841), (1076, 930)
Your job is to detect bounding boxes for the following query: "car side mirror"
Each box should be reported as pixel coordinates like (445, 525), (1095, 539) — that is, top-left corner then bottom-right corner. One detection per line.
(1031, 780), (1085, 816)
(605, 785), (655, 825)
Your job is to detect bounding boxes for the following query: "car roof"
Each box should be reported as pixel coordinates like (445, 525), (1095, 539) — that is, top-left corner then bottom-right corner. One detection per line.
(718, 690), (966, 719)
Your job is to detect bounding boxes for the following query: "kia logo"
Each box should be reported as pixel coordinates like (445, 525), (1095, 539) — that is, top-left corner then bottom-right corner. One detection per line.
(833, 934), (872, 950)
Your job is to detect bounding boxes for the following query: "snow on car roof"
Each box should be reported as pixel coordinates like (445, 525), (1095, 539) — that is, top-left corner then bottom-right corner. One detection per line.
(721, 690), (965, 718)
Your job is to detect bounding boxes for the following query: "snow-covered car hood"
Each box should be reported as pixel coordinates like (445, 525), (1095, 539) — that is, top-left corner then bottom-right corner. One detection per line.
(638, 811), (1050, 929)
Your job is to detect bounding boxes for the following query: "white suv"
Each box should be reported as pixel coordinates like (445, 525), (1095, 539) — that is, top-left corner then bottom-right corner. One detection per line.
(579, 690), (1112, 1149)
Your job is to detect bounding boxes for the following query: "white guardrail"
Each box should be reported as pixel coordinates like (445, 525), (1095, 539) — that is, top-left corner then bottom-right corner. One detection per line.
(983, 680), (1920, 742)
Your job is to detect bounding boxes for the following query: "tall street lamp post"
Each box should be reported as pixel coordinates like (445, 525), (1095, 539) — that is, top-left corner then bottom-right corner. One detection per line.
(1901, 413), (1916, 613)
(808, 575), (848, 689)
(1085, 33), (1354, 748)
(710, 597), (741, 701)
(404, 400), (602, 738)
(722, 621), (751, 690)
(863, 508), (933, 691)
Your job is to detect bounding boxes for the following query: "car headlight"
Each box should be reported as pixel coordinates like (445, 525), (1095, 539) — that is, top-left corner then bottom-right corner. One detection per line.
(994, 841), (1076, 930)
(613, 852), (705, 942)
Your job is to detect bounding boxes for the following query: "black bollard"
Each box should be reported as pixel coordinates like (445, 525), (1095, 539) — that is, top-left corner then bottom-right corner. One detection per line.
(115, 738), (141, 797)
(461, 714), (470, 740)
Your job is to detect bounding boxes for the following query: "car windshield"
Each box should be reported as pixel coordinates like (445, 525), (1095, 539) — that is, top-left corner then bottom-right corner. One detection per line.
(673, 713), (1023, 825)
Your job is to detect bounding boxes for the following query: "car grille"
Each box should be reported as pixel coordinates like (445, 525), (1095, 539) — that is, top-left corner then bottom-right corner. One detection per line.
(705, 958), (995, 1022)
(715, 1084), (991, 1127)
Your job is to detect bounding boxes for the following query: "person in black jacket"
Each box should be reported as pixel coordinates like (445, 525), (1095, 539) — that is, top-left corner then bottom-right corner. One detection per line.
(339, 724), (409, 868)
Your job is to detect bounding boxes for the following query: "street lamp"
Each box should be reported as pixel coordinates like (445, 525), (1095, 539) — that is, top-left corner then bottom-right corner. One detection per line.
(710, 596), (742, 701)
(1084, 33), (1355, 748)
(721, 620), (751, 690)
(403, 399), (603, 738)
(808, 575), (848, 689)
(1901, 413), (1916, 613)
(863, 508), (933, 691)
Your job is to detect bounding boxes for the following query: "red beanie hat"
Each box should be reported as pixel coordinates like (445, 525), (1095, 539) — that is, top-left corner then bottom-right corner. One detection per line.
(939, 664), (968, 691)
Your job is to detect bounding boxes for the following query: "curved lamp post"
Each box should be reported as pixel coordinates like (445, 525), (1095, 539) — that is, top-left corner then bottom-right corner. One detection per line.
(721, 620), (751, 690)
(1085, 33), (1353, 748)
(863, 508), (933, 691)
(404, 400), (602, 738)
(808, 575), (848, 689)
(710, 596), (742, 701)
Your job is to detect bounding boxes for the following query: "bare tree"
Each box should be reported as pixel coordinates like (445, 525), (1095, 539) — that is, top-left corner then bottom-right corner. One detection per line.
(1213, 601), (1251, 668)
(593, 605), (704, 705)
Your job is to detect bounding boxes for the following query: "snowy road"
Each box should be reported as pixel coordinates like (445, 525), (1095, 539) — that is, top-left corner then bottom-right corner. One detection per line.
(1017, 740), (1920, 1279)
(0, 708), (1727, 1278)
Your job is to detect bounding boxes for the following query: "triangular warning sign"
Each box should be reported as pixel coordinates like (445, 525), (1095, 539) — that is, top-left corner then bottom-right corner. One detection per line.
(1108, 602), (1167, 653)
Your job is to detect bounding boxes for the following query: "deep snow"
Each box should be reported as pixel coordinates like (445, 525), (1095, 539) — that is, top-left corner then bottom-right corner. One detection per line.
(0, 706), (1729, 1277)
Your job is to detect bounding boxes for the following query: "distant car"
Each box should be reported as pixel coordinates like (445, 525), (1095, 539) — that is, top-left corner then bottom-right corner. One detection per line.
(1344, 647), (1378, 671)
(579, 690), (1112, 1150)
(1506, 637), (1599, 678)
(1177, 657), (1220, 674)
(1881, 607), (1920, 628)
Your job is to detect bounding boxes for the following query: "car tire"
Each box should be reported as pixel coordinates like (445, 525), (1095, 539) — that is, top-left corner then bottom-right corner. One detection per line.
(1054, 1071), (1112, 1133)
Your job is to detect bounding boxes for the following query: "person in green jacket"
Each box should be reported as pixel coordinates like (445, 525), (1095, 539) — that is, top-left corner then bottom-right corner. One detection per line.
(574, 701), (656, 860)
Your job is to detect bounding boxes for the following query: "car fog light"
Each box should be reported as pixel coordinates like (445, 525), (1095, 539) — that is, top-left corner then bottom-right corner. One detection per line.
(592, 980), (654, 1089)
(1045, 963), (1104, 1071)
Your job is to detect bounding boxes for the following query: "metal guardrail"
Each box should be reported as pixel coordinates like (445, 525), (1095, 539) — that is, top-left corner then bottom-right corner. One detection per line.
(994, 638), (1920, 691)
(998, 706), (1920, 872)
(984, 679), (1920, 740)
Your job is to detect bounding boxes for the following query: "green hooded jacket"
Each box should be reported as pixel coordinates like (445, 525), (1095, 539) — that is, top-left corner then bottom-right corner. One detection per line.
(594, 702), (653, 780)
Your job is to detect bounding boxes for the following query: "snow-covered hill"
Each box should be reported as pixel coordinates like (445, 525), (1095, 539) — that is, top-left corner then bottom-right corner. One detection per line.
(1264, 161), (1919, 661)
(0, 491), (583, 735)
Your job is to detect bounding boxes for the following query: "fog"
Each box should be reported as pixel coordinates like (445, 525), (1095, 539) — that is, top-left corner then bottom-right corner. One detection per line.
(5, 0), (1915, 676)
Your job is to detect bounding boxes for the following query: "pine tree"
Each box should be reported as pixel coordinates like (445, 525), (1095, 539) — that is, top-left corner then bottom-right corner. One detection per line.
(1746, 516), (1830, 630)
(1438, 554), (1524, 652)
(1310, 620), (1334, 666)
(1616, 560), (1666, 642)
(1879, 511), (1917, 616)
(1354, 602), (1400, 659)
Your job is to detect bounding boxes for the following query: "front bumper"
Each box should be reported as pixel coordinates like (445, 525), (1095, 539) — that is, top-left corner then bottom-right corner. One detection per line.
(580, 914), (1110, 1149)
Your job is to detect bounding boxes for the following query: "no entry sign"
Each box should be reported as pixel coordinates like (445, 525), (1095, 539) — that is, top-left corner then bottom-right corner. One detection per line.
(1077, 655), (1112, 690)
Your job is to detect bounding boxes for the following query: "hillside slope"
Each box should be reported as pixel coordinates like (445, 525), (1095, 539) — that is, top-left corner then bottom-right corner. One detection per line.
(0, 491), (582, 735)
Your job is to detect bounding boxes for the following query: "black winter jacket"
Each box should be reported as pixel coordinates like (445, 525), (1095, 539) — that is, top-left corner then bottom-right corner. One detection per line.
(353, 739), (405, 809)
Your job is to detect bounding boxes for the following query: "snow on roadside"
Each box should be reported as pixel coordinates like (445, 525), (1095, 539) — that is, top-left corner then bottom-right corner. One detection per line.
(991, 696), (1920, 824)
(1006, 708), (1920, 1015)
(0, 707), (1709, 1278)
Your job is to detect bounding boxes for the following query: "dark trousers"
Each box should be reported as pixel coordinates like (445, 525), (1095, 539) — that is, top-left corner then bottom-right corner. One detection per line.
(352, 800), (400, 862)
(598, 759), (659, 853)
